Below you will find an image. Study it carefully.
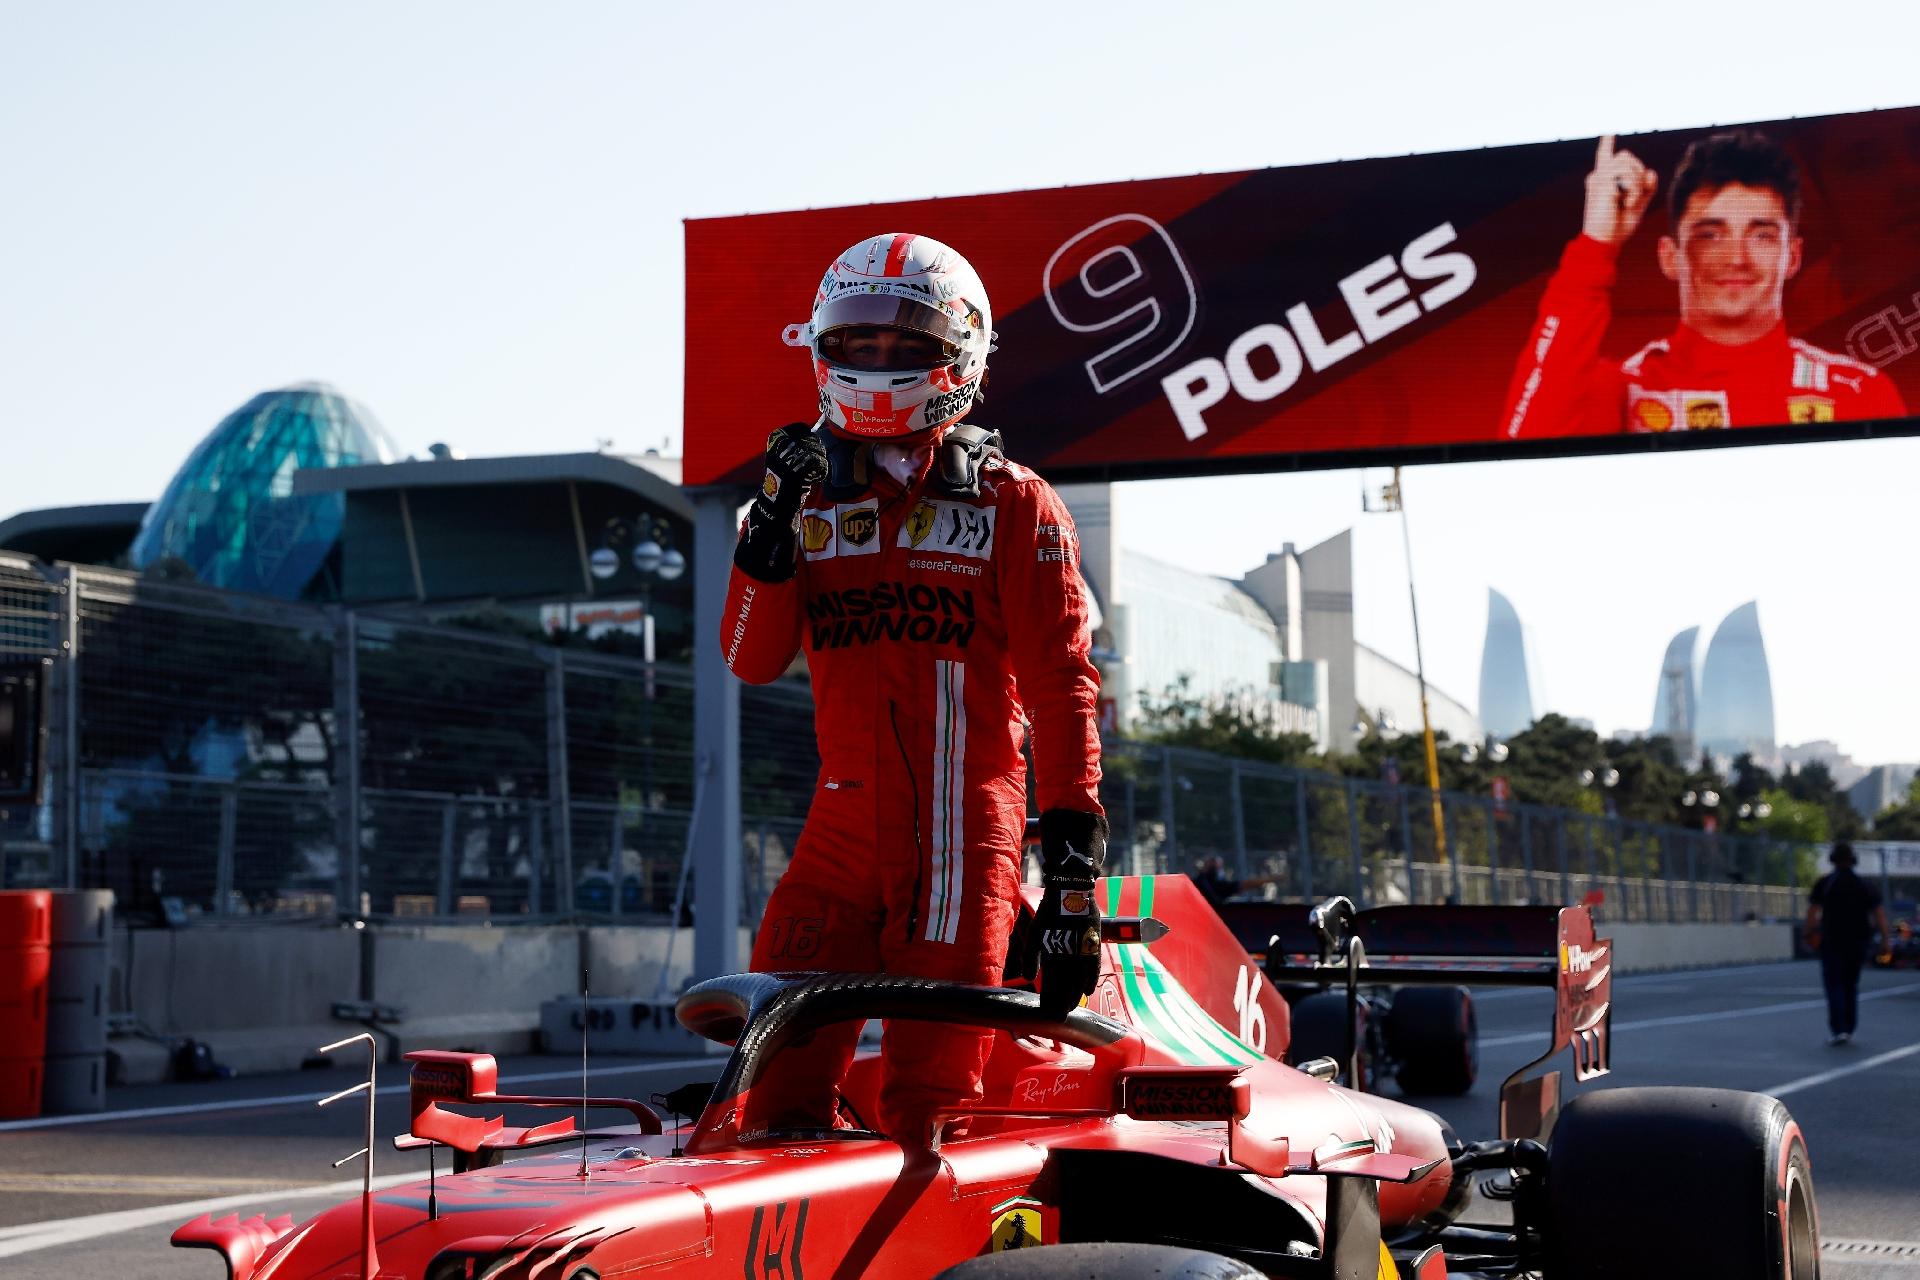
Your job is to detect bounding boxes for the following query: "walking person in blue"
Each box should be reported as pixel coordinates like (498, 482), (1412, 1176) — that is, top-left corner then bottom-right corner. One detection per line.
(1804, 842), (1893, 1046)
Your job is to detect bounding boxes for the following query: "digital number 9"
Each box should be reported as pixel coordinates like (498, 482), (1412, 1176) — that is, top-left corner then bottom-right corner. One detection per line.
(1043, 214), (1198, 394)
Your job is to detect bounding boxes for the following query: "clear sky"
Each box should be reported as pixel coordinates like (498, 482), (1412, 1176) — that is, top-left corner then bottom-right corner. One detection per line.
(4, 2), (1918, 762)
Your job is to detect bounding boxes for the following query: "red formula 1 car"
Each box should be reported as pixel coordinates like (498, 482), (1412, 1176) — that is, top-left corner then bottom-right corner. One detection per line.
(174, 876), (1820, 1278)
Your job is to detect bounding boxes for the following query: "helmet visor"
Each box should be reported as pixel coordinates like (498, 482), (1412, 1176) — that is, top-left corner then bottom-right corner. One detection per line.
(815, 294), (973, 363)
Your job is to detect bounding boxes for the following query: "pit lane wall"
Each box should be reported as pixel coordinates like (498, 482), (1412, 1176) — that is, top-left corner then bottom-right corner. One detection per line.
(104, 917), (1788, 1085)
(110, 921), (748, 1085)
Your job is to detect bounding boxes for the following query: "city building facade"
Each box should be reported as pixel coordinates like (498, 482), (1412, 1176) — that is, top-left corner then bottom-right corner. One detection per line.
(1061, 486), (1477, 755)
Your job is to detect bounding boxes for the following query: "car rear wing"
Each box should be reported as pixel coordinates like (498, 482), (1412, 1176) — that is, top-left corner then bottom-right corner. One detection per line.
(1230, 897), (1610, 1141)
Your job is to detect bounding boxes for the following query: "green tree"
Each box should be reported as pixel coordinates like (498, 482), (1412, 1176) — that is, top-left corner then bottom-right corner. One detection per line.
(1754, 787), (1828, 844)
(1868, 774), (1920, 840)
(1131, 676), (1320, 767)
(1781, 760), (1865, 841)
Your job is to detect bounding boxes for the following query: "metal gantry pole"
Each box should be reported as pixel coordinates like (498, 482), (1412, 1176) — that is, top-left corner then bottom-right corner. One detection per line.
(690, 489), (744, 983)
(334, 610), (363, 918)
(60, 565), (80, 889)
(545, 650), (574, 915)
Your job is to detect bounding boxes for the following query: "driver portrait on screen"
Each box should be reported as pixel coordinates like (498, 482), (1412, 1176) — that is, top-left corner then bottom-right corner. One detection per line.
(1502, 129), (1907, 437)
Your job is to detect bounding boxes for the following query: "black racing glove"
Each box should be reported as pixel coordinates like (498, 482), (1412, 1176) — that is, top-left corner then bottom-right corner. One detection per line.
(733, 423), (828, 583)
(1033, 809), (1109, 1018)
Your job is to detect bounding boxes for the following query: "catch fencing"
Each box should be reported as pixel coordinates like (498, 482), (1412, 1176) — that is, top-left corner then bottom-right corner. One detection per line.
(0, 555), (1814, 926)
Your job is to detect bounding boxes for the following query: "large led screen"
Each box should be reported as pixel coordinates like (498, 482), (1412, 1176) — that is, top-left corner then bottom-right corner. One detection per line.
(685, 106), (1920, 487)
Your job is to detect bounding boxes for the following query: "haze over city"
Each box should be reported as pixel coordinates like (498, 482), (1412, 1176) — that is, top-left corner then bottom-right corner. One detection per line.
(5, 0), (1918, 759)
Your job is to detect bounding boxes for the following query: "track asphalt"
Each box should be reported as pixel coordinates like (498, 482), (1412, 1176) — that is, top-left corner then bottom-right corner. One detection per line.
(0, 960), (1914, 1277)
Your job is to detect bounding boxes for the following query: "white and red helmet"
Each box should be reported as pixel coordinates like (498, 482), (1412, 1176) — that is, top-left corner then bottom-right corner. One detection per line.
(782, 233), (994, 439)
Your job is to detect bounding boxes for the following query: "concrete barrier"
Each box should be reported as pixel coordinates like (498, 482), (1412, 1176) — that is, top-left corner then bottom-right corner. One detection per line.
(111, 921), (749, 1082)
(1606, 922), (1794, 973)
(105, 916), (1793, 1084)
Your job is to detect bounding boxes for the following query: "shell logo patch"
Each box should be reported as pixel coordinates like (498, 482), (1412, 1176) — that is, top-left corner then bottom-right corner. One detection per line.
(800, 515), (834, 556)
(989, 1198), (1043, 1251)
(760, 472), (781, 501)
(906, 501), (936, 548)
(1632, 396), (1674, 432)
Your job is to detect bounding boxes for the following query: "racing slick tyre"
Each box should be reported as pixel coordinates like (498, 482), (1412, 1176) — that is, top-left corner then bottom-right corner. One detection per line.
(1546, 1086), (1819, 1279)
(933, 1242), (1264, 1279)
(1283, 991), (1374, 1092)
(1384, 985), (1477, 1096)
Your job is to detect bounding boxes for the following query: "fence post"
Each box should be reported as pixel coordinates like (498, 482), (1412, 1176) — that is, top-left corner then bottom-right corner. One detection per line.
(1557, 816), (1570, 905)
(1520, 809), (1535, 903)
(545, 650), (574, 915)
(333, 610), (363, 917)
(1659, 829), (1676, 922)
(1344, 778), (1365, 908)
(1879, 845), (1894, 922)
(609, 806), (625, 919)
(1405, 786), (1420, 905)
(437, 800), (457, 915)
(58, 565), (81, 889)
(528, 807), (545, 917)
(1583, 817), (1598, 904)
(1611, 821), (1629, 920)
(1228, 763), (1248, 880)
(216, 785), (238, 915)
(1686, 833), (1700, 921)
(1485, 802), (1499, 905)
(1446, 800), (1463, 905)
(1294, 772), (1313, 901)
(1158, 749), (1178, 877)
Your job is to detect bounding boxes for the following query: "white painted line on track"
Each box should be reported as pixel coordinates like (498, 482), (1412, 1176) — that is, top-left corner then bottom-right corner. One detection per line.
(1478, 981), (1920, 1049)
(1761, 1041), (1920, 1100)
(0, 1172), (417, 1258)
(0, 1055), (719, 1133)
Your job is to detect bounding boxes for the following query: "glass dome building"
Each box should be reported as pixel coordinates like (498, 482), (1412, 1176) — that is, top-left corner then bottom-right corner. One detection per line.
(129, 383), (401, 600)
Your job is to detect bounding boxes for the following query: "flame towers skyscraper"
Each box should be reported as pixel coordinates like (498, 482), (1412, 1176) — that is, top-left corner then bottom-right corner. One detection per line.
(1696, 602), (1776, 763)
(1651, 604), (1774, 765)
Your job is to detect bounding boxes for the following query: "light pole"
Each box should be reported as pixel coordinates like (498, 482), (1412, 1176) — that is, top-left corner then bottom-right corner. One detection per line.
(1366, 468), (1448, 871)
(592, 515), (685, 912)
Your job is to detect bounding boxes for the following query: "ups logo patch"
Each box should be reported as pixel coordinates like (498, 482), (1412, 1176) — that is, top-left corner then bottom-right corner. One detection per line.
(839, 507), (878, 547)
(1683, 396), (1728, 429)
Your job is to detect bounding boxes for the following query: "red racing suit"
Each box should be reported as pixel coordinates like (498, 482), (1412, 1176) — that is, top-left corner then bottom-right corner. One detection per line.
(718, 445), (1102, 1141)
(1502, 234), (1907, 439)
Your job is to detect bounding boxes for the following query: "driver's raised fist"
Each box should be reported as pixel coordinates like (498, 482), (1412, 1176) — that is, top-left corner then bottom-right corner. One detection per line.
(1582, 134), (1659, 247)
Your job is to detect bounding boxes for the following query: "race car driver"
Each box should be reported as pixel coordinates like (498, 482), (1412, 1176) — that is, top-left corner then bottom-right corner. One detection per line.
(1502, 129), (1906, 438)
(718, 232), (1106, 1143)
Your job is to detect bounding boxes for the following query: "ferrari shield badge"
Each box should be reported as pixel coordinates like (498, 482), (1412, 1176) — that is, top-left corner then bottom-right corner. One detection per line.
(989, 1196), (1043, 1251)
